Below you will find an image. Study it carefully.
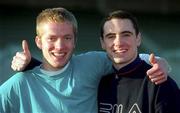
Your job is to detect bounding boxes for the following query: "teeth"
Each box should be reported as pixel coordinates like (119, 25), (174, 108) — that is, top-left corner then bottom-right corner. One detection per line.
(53, 53), (65, 57)
(115, 49), (127, 53)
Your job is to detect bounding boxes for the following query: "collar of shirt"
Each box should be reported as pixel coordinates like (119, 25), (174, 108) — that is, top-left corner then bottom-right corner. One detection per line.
(39, 62), (70, 76)
(113, 56), (143, 77)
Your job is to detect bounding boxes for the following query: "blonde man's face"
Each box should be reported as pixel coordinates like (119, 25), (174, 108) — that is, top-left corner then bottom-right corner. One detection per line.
(35, 21), (75, 71)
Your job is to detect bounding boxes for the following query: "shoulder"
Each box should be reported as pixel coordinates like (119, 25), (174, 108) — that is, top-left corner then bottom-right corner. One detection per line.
(154, 77), (180, 112)
(0, 72), (30, 92)
(147, 76), (179, 93)
(72, 51), (111, 69)
(75, 51), (107, 59)
(160, 77), (179, 92)
(151, 76), (180, 102)
(10, 72), (31, 82)
(3, 72), (27, 83)
(71, 51), (113, 78)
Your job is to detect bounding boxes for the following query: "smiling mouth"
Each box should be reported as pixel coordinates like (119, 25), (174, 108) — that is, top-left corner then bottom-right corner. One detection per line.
(114, 49), (128, 53)
(52, 52), (66, 58)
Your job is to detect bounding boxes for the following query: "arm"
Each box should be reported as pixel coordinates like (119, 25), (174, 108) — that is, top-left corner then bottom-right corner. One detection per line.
(23, 57), (41, 71)
(155, 77), (180, 113)
(139, 53), (170, 84)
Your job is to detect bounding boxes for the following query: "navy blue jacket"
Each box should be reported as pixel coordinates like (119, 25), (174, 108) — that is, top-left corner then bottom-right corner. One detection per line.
(98, 56), (180, 113)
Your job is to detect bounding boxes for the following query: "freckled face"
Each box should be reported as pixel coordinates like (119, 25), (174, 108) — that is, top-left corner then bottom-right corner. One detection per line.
(35, 22), (75, 71)
(101, 19), (141, 69)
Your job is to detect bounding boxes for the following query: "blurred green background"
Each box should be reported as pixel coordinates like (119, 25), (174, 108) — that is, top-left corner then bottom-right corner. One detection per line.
(0, 0), (180, 87)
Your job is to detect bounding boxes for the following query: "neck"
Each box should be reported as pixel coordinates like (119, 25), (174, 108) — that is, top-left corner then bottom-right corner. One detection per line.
(113, 54), (138, 70)
(41, 61), (70, 71)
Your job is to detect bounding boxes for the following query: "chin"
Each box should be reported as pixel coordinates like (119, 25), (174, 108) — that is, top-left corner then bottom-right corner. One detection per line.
(55, 63), (66, 68)
(114, 59), (122, 64)
(113, 58), (126, 64)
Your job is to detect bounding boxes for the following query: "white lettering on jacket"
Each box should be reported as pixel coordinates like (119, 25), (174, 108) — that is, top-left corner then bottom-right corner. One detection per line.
(99, 103), (142, 113)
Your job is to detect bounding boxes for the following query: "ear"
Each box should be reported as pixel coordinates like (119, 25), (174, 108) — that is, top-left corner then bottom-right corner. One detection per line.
(100, 37), (105, 50)
(136, 32), (142, 47)
(35, 36), (42, 49)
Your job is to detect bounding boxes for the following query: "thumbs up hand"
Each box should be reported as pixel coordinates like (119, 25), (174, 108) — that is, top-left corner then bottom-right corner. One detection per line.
(146, 53), (168, 85)
(11, 40), (32, 71)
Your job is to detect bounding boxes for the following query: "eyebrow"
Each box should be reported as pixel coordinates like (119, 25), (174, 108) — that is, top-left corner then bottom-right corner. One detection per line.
(120, 31), (133, 35)
(104, 33), (115, 37)
(104, 30), (133, 37)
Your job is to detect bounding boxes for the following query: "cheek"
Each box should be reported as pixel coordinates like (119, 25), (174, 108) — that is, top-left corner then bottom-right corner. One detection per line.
(127, 39), (135, 46)
(129, 40), (138, 51)
(42, 42), (54, 51)
(67, 41), (76, 50)
(104, 40), (112, 48)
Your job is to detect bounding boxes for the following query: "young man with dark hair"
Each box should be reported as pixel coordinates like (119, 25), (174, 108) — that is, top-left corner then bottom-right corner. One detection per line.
(98, 10), (180, 113)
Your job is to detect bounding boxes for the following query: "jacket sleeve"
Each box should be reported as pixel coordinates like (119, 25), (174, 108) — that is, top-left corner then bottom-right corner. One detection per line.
(23, 57), (41, 71)
(155, 77), (180, 113)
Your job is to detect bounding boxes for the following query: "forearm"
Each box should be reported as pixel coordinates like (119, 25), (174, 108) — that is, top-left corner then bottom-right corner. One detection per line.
(23, 57), (41, 71)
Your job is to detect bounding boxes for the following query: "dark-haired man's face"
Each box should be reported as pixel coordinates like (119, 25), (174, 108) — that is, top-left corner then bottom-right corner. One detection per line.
(101, 18), (141, 69)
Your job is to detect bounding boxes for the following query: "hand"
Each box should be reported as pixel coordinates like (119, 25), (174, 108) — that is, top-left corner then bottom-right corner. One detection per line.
(146, 53), (168, 85)
(11, 40), (31, 71)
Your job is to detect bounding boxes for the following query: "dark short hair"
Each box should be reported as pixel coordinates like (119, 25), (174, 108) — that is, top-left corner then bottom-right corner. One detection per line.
(100, 10), (139, 39)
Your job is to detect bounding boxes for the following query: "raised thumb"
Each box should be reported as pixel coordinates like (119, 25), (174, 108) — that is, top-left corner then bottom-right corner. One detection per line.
(22, 40), (30, 56)
(149, 53), (157, 65)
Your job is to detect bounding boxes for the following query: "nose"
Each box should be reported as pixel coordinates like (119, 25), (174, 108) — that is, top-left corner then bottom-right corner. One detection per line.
(55, 39), (64, 50)
(114, 34), (122, 46)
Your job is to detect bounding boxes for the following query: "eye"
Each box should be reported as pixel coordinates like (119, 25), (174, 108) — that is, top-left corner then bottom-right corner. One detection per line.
(64, 36), (73, 40)
(121, 33), (131, 37)
(120, 31), (133, 38)
(105, 35), (115, 39)
(47, 37), (56, 42)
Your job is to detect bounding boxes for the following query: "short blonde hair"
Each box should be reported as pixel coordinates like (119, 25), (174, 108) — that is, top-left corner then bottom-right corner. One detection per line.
(36, 7), (78, 37)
